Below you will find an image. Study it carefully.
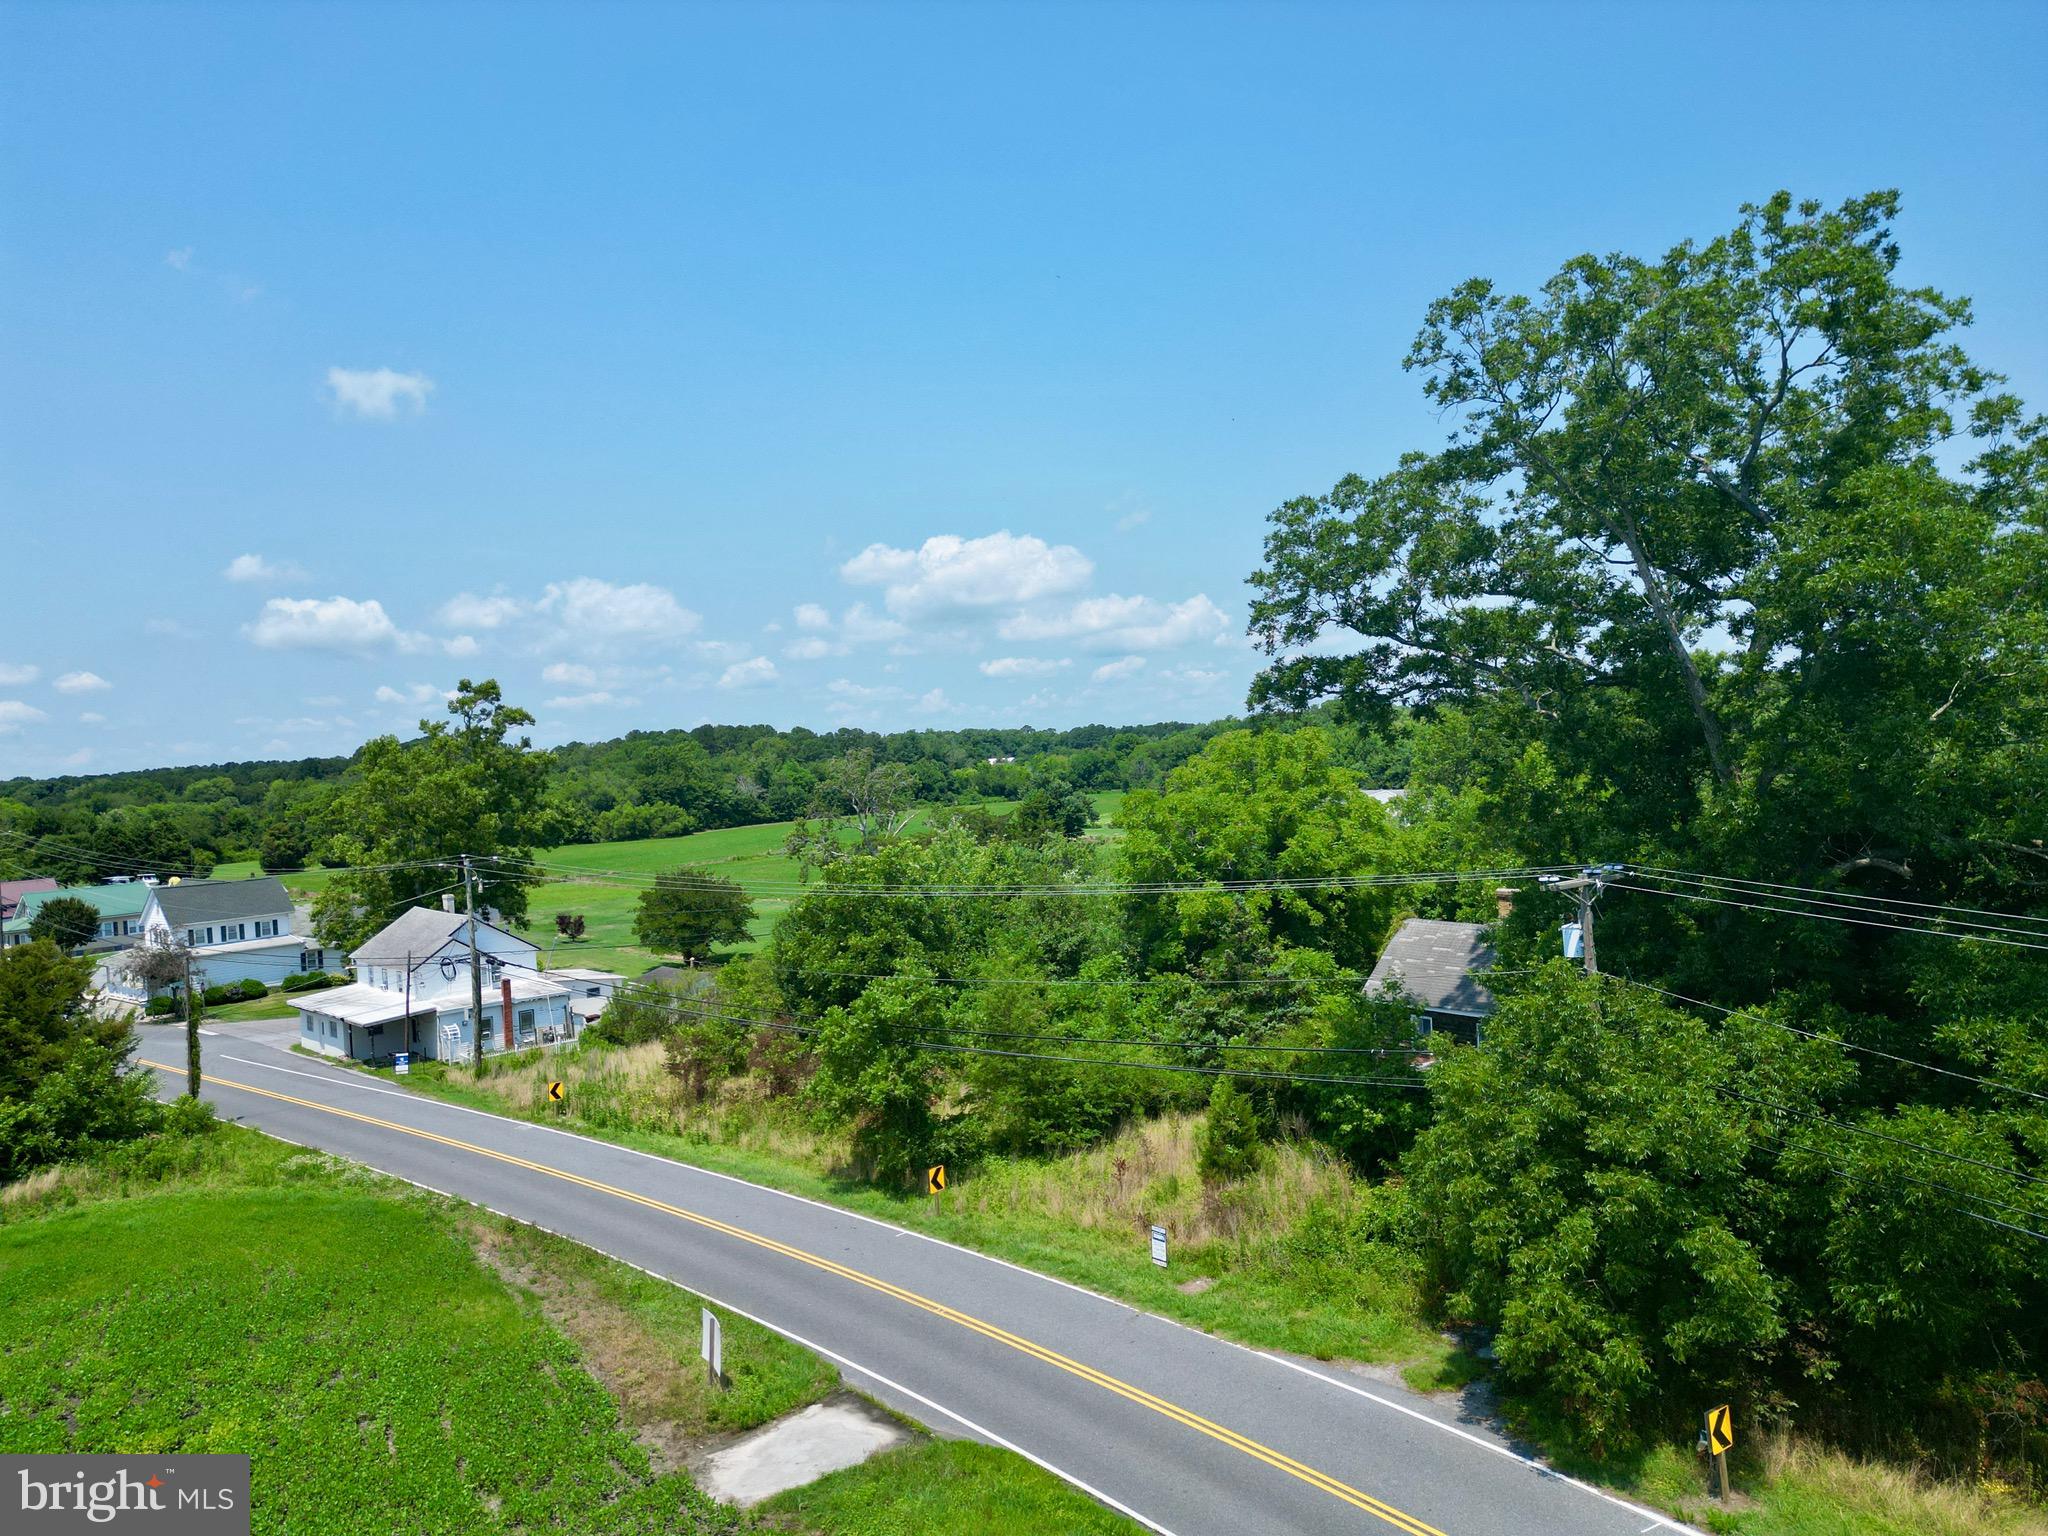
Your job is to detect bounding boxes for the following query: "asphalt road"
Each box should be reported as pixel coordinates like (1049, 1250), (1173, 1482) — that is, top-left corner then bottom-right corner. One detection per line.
(141, 1021), (1698, 1536)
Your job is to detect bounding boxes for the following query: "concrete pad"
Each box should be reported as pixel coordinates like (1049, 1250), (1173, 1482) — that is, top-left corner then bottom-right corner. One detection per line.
(699, 1393), (910, 1506)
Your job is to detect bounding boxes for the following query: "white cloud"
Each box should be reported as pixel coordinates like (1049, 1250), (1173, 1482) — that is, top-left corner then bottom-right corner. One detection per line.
(165, 246), (195, 272)
(782, 636), (835, 661)
(539, 577), (701, 654)
(826, 678), (900, 703)
(304, 695), (344, 708)
(57, 748), (92, 768)
(1002, 593), (1230, 651)
(327, 366), (434, 420)
(915, 687), (950, 714)
(79, 711), (107, 725)
(1091, 655), (1147, 683)
(979, 656), (1070, 679)
(794, 603), (832, 632)
(374, 683), (445, 706)
(1158, 666), (1228, 687)
(1116, 507), (1151, 532)
(541, 661), (598, 687)
(438, 592), (527, 630)
(248, 596), (422, 653)
(841, 532), (1092, 617)
(840, 603), (908, 645)
(0, 662), (36, 686)
(53, 670), (112, 694)
(718, 656), (778, 689)
(222, 552), (307, 584)
(0, 700), (47, 733)
(443, 634), (480, 658)
(545, 691), (631, 710)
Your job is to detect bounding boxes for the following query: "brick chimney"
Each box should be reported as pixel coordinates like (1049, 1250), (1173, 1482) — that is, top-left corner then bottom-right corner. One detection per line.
(501, 977), (515, 1050)
(1495, 886), (1518, 920)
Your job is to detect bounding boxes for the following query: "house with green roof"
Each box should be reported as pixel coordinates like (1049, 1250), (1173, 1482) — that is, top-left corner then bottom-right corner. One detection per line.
(1, 881), (152, 950)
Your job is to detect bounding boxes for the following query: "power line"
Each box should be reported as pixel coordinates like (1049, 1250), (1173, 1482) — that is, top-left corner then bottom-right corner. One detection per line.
(1756, 1119), (2048, 1243)
(1606, 879), (2048, 952)
(1623, 868), (2048, 942)
(1608, 975), (2048, 1105)
(1630, 863), (2048, 930)
(769, 963), (1373, 989)
(1721, 1084), (2048, 1191)
(483, 851), (1575, 898)
(486, 958), (1434, 1088)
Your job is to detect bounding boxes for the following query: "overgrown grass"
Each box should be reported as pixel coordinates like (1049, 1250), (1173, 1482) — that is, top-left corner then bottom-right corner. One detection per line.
(759, 1441), (1139, 1535)
(1615, 1434), (2048, 1536)
(386, 1045), (1443, 1368)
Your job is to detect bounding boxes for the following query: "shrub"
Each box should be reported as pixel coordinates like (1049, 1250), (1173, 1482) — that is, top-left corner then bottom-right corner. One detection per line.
(236, 978), (268, 1000)
(201, 984), (236, 1006)
(144, 996), (178, 1018)
(0, 1040), (162, 1179)
(1197, 1077), (1264, 1183)
(161, 1095), (219, 1138)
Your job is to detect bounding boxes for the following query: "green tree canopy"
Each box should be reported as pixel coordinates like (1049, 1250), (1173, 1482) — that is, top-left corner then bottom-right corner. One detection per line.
(1117, 728), (1401, 974)
(1248, 191), (2046, 922)
(27, 895), (100, 950)
(311, 680), (550, 951)
(634, 870), (756, 963)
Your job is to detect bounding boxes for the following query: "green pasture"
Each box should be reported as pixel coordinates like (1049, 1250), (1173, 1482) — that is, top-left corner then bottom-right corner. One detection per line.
(218, 794), (1121, 977)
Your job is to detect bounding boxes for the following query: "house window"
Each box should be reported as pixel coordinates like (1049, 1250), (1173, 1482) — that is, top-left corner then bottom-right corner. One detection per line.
(221, 923), (245, 943)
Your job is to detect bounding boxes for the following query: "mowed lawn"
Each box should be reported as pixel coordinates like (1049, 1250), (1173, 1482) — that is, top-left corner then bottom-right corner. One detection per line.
(0, 1137), (788, 1534)
(218, 794), (1122, 978)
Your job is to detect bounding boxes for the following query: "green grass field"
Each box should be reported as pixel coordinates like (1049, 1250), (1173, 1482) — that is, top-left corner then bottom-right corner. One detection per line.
(0, 1131), (779, 1533)
(759, 1441), (1138, 1535)
(219, 793), (1123, 978)
(0, 1123), (1146, 1536)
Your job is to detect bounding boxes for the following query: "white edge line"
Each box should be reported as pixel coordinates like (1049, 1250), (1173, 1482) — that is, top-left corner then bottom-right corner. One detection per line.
(1256, 1355), (1700, 1535)
(191, 1091), (1177, 1536)
(201, 1044), (1693, 1533)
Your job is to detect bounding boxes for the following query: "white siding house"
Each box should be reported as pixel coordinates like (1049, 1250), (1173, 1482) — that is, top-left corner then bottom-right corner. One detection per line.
(291, 903), (578, 1064)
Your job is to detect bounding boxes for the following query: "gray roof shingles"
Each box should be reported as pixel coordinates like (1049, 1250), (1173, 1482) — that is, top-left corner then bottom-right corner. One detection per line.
(1364, 918), (1497, 1017)
(153, 876), (293, 929)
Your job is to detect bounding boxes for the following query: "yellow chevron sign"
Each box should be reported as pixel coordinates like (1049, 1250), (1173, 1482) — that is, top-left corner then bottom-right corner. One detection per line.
(1705, 1404), (1734, 1456)
(926, 1163), (946, 1194)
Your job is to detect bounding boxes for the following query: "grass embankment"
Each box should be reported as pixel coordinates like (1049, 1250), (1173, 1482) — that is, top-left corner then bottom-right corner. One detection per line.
(370, 1044), (2048, 1536)
(381, 1044), (1443, 1369)
(759, 1441), (1136, 1536)
(0, 1123), (1143, 1536)
(216, 793), (1123, 979)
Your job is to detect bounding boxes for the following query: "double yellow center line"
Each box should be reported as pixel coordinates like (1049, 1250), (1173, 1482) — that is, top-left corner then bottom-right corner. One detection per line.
(145, 1061), (1446, 1536)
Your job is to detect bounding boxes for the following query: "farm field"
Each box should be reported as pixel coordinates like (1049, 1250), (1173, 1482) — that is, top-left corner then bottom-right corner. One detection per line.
(0, 1128), (814, 1535)
(0, 1122), (1142, 1536)
(220, 793), (1122, 977)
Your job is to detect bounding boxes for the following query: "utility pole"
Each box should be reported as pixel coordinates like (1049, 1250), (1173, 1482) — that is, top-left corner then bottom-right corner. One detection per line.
(182, 946), (203, 1097)
(463, 855), (486, 1073)
(1541, 866), (1618, 976)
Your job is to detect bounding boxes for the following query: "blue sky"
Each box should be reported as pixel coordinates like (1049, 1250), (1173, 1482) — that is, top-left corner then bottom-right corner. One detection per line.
(2, 0), (2043, 777)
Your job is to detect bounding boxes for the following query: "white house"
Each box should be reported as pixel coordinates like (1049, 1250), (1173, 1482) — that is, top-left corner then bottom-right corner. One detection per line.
(95, 876), (336, 1003)
(291, 902), (581, 1064)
